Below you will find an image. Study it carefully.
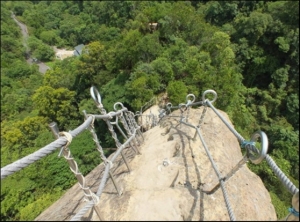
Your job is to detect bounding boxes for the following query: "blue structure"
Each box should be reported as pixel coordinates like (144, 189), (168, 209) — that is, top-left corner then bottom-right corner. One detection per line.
(74, 44), (85, 56)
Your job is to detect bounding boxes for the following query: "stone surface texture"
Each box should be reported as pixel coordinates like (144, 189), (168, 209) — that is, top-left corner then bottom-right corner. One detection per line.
(35, 106), (277, 221)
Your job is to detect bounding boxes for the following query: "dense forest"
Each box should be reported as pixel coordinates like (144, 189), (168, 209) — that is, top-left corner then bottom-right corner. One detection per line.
(1, 1), (298, 220)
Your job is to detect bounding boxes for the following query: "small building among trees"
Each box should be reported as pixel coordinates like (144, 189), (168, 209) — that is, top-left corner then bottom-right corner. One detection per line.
(73, 44), (85, 56)
(148, 22), (158, 33)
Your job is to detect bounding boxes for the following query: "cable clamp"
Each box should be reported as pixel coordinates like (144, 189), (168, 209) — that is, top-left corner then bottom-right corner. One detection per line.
(89, 115), (95, 129)
(58, 132), (73, 157)
(241, 140), (255, 149)
(106, 160), (114, 169)
(289, 207), (299, 217)
(106, 112), (113, 120)
(90, 192), (100, 205)
(97, 103), (103, 109)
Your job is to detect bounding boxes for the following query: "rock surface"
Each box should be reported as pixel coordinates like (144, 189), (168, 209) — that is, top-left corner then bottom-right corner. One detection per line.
(35, 106), (277, 221)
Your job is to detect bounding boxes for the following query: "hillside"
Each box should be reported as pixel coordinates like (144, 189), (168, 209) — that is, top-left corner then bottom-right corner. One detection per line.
(35, 107), (276, 221)
(1, 1), (298, 220)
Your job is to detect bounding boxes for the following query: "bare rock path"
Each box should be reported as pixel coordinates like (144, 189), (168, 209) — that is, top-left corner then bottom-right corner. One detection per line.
(35, 107), (277, 221)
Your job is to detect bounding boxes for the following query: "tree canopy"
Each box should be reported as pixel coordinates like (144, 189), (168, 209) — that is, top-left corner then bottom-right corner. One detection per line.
(1, 1), (298, 220)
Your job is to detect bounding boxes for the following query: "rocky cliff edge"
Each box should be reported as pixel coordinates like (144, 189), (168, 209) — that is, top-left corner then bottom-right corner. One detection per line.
(35, 106), (277, 221)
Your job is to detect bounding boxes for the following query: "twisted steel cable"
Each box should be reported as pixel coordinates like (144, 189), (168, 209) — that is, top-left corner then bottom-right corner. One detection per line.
(125, 111), (142, 146)
(70, 164), (111, 221)
(1, 137), (67, 179)
(220, 180), (236, 221)
(1, 116), (93, 179)
(265, 155), (299, 195)
(205, 99), (299, 195)
(1, 109), (126, 179)
(119, 113), (141, 154)
(70, 115), (138, 220)
(205, 100), (245, 143)
(181, 120), (236, 221)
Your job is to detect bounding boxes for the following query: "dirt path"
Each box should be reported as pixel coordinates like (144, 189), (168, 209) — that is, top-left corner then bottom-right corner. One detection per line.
(11, 11), (50, 74)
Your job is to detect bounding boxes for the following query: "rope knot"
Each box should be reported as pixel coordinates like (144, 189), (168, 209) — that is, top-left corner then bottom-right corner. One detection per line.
(88, 115), (95, 129)
(58, 132), (73, 157)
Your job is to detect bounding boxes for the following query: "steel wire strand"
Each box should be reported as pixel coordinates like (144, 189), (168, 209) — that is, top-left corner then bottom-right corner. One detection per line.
(119, 114), (141, 154)
(206, 100), (299, 194)
(220, 180), (236, 221)
(128, 111), (144, 140)
(1, 116), (93, 179)
(83, 111), (108, 163)
(196, 127), (236, 221)
(180, 120), (236, 221)
(110, 129), (137, 163)
(181, 121), (222, 178)
(265, 155), (299, 195)
(1, 110), (125, 179)
(125, 111), (142, 146)
(205, 100), (245, 143)
(189, 101), (204, 107)
(62, 147), (98, 202)
(1, 137), (66, 179)
(70, 128), (137, 221)
(70, 164), (111, 221)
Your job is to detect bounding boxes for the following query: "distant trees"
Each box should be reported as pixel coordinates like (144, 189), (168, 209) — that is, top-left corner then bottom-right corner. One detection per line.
(32, 86), (80, 129)
(27, 36), (54, 61)
(1, 0), (298, 220)
(167, 81), (188, 105)
(200, 1), (299, 218)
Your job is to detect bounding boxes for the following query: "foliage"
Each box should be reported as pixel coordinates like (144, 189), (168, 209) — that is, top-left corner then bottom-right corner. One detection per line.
(27, 36), (54, 61)
(269, 191), (289, 219)
(1, 1), (298, 220)
(167, 80), (188, 105)
(32, 86), (80, 130)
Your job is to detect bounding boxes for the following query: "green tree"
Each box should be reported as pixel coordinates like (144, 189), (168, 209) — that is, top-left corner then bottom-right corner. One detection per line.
(125, 74), (154, 110)
(151, 57), (174, 88)
(115, 29), (143, 69)
(43, 61), (77, 90)
(32, 43), (54, 61)
(166, 80), (188, 105)
(32, 86), (79, 129)
(27, 36), (55, 61)
(39, 30), (58, 45)
(74, 41), (115, 99)
(5, 60), (32, 79)
(204, 1), (239, 26)
(137, 32), (162, 63)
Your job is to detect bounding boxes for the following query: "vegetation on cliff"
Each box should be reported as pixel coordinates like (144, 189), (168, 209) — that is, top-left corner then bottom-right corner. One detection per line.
(1, 1), (298, 220)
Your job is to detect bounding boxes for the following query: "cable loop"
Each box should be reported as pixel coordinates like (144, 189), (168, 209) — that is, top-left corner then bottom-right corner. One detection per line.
(186, 94), (196, 104)
(90, 192), (100, 205)
(90, 86), (102, 105)
(114, 102), (125, 111)
(247, 131), (268, 164)
(106, 112), (114, 119)
(202, 89), (217, 104)
(166, 103), (172, 110)
(179, 103), (187, 112)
